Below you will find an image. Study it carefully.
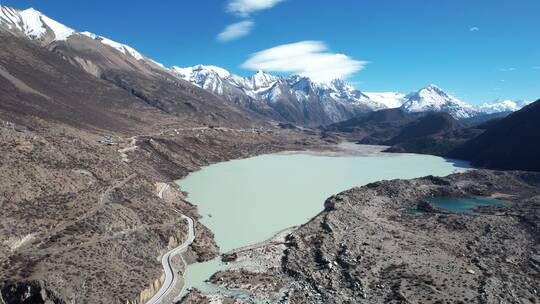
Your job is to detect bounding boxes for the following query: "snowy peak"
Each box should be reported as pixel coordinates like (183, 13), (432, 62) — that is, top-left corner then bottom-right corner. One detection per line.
(478, 99), (530, 114)
(0, 5), (152, 63)
(171, 65), (280, 93)
(170, 64), (527, 122)
(170, 65), (239, 95)
(364, 92), (406, 109)
(248, 70), (279, 90)
(286, 75), (313, 93)
(401, 85), (478, 119)
(0, 6), (75, 41)
(171, 65), (231, 79)
(399, 85), (529, 119)
(411, 84), (453, 103)
(424, 84), (445, 93)
(328, 79), (355, 93)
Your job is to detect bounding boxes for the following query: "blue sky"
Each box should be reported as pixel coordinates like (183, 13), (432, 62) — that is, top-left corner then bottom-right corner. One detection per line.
(3, 0), (539, 103)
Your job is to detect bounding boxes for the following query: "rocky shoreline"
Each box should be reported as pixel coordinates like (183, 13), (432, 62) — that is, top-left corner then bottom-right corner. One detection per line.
(182, 170), (540, 303)
(3, 117), (539, 304)
(0, 119), (329, 304)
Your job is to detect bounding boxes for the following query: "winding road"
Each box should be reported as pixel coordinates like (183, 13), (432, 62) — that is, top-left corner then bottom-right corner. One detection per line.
(146, 213), (195, 304)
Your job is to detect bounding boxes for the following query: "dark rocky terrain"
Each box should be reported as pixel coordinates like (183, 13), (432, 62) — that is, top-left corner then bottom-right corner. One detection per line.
(385, 112), (463, 145)
(323, 109), (481, 154)
(322, 108), (423, 144)
(194, 170), (540, 303)
(459, 111), (511, 128)
(450, 99), (540, 172)
(384, 113), (482, 156)
(324, 101), (540, 172)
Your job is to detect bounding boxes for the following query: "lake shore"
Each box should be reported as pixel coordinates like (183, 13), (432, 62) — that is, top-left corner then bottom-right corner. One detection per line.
(175, 146), (465, 302)
(189, 169), (540, 303)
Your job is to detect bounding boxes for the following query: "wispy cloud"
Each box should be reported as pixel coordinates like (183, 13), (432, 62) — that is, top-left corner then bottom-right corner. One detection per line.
(217, 20), (254, 42)
(241, 41), (367, 83)
(218, 0), (284, 42)
(533, 66), (540, 70)
(498, 67), (516, 72)
(227, 0), (284, 17)
(469, 26), (480, 32)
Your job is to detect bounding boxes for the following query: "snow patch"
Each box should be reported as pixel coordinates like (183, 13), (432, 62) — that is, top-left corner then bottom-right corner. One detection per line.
(0, 6), (75, 41)
(81, 31), (144, 60)
(364, 92), (406, 109)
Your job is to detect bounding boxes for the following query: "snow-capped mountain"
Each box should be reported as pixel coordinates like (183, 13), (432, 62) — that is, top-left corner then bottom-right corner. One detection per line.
(80, 31), (145, 61)
(0, 5), (161, 68)
(364, 92), (407, 109)
(0, 6), (74, 41)
(399, 85), (530, 119)
(171, 65), (399, 124)
(2, 5), (527, 126)
(400, 85), (480, 119)
(172, 65), (530, 123)
(477, 99), (530, 114)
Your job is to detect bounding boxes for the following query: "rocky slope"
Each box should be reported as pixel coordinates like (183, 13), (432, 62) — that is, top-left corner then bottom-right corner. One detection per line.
(385, 112), (463, 145)
(322, 109), (473, 150)
(322, 108), (423, 144)
(0, 5), (256, 129)
(193, 170), (540, 303)
(0, 6), (332, 304)
(1, 5), (538, 304)
(450, 99), (540, 171)
(2, 4), (524, 127)
(382, 112), (483, 155)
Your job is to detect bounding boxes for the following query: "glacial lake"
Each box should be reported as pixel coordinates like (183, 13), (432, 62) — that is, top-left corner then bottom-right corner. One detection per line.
(430, 197), (508, 215)
(175, 147), (468, 298)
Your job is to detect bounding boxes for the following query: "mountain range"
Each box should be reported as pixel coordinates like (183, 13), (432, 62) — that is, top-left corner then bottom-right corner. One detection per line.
(1, 4), (539, 304)
(172, 64), (530, 124)
(0, 5), (256, 131)
(0, 5), (528, 127)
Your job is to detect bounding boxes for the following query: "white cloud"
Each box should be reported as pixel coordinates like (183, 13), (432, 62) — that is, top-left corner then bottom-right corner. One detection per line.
(227, 0), (284, 16)
(217, 20), (254, 42)
(498, 67), (516, 72)
(469, 26), (480, 32)
(241, 41), (367, 83)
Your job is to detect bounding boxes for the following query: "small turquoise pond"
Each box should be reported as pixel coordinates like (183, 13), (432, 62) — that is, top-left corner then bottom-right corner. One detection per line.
(430, 197), (509, 215)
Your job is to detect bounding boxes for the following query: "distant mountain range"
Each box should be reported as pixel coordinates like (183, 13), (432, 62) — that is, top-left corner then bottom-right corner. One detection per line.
(325, 95), (540, 172)
(0, 5), (530, 127)
(171, 65), (390, 125)
(173, 64), (530, 124)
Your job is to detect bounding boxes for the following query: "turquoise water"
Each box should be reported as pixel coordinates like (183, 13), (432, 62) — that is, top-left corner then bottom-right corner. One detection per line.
(430, 197), (508, 215)
(175, 151), (466, 298)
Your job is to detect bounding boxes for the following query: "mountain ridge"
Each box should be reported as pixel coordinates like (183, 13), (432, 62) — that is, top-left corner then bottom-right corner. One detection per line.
(174, 64), (529, 123)
(0, 5), (527, 126)
(450, 99), (540, 171)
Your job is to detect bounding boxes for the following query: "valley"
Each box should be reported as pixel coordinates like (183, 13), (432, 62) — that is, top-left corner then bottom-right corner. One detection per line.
(0, 3), (539, 304)
(174, 146), (465, 301)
